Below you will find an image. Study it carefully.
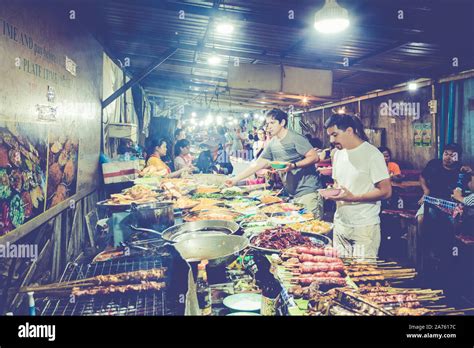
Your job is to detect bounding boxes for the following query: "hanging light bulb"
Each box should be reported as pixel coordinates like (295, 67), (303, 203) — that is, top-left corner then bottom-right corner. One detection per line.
(208, 55), (221, 65)
(216, 22), (234, 35)
(191, 112), (197, 117)
(314, 0), (350, 34)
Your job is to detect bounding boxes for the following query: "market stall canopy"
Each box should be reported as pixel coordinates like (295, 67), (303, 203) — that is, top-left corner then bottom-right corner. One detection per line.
(74, 0), (474, 112)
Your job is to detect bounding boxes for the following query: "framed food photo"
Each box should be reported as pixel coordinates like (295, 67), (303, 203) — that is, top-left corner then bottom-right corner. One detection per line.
(0, 122), (49, 236)
(46, 134), (80, 209)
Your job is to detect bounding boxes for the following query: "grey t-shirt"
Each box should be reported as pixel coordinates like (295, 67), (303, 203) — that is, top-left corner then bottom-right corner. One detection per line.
(261, 129), (321, 197)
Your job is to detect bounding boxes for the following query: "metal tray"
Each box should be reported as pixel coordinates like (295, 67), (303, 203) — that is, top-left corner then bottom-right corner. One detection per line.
(249, 232), (331, 254)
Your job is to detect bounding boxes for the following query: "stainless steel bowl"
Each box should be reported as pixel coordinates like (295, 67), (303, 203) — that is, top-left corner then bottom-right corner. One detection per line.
(173, 235), (249, 268)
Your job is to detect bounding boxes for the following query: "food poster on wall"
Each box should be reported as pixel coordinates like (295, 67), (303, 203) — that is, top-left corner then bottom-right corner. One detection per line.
(46, 132), (79, 209)
(413, 123), (432, 147)
(0, 122), (48, 236)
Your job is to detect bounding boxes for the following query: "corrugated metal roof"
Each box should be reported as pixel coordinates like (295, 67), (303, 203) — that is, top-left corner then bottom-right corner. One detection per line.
(78, 0), (474, 111)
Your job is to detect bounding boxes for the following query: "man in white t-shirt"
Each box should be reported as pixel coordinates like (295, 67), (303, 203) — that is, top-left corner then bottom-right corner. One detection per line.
(324, 114), (392, 259)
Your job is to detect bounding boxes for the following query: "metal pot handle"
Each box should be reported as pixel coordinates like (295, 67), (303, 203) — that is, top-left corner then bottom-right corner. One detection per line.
(129, 225), (163, 236)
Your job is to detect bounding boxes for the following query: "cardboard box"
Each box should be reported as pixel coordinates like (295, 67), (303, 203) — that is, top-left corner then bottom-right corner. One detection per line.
(102, 160), (140, 184)
(108, 123), (138, 142)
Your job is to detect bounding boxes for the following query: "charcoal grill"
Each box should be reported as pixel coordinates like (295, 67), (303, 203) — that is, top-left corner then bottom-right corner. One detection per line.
(39, 249), (187, 316)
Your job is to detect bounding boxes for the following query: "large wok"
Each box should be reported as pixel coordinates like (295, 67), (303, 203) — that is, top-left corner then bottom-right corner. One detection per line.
(130, 220), (240, 243)
(173, 235), (249, 268)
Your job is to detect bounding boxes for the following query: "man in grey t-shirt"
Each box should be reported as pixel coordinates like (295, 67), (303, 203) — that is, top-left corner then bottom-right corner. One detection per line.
(225, 109), (323, 219)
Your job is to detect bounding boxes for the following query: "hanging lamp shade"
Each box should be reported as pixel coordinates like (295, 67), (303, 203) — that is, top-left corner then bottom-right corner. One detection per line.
(314, 0), (350, 34)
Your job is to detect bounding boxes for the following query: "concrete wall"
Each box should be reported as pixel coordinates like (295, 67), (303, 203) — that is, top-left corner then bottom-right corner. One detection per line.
(0, 3), (103, 242)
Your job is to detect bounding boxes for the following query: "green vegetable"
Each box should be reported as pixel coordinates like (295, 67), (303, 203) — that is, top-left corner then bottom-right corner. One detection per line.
(9, 194), (25, 227)
(0, 169), (12, 199)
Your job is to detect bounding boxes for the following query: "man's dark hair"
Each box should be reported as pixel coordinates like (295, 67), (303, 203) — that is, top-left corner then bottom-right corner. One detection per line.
(324, 114), (369, 142)
(266, 108), (288, 127)
(378, 146), (392, 157)
(175, 139), (190, 156)
(444, 143), (462, 158)
(174, 128), (184, 139)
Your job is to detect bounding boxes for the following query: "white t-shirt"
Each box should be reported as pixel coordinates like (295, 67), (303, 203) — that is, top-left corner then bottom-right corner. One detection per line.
(332, 141), (390, 227)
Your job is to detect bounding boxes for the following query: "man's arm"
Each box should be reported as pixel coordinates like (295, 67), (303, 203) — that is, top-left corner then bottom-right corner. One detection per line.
(225, 157), (270, 186)
(419, 175), (430, 195)
(281, 148), (319, 173)
(297, 148), (320, 167)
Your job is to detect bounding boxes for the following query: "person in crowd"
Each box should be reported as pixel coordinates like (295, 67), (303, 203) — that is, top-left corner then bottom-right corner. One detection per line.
(117, 139), (141, 158)
(324, 114), (392, 259)
(174, 128), (186, 141)
(378, 146), (403, 181)
(226, 108), (324, 219)
(196, 143), (215, 174)
(252, 128), (267, 159)
(174, 139), (196, 172)
(416, 143), (468, 224)
(452, 174), (474, 207)
(143, 139), (192, 178)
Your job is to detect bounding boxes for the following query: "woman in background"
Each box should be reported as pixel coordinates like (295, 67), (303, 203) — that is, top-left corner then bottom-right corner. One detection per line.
(143, 139), (191, 178)
(379, 146), (403, 181)
(174, 139), (196, 172)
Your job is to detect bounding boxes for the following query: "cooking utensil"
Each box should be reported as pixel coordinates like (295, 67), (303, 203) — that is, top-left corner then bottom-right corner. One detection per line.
(173, 235), (249, 268)
(130, 220), (239, 243)
(131, 201), (174, 231)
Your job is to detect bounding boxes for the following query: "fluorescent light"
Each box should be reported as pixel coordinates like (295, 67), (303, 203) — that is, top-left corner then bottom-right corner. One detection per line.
(314, 0), (350, 34)
(216, 22), (234, 35)
(408, 82), (418, 91)
(216, 115), (223, 125)
(205, 114), (214, 125)
(208, 55), (221, 65)
(191, 112), (196, 117)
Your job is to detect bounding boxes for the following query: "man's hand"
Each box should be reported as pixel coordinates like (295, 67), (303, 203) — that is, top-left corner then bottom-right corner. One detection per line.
(461, 165), (472, 174)
(276, 162), (293, 174)
(225, 179), (236, 187)
(452, 189), (464, 203)
(418, 195), (425, 205)
(327, 186), (358, 202)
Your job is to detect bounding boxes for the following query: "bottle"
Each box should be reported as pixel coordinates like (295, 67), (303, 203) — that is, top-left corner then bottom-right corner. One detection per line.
(253, 254), (281, 316)
(196, 260), (212, 316)
(27, 292), (36, 316)
(260, 275), (281, 316)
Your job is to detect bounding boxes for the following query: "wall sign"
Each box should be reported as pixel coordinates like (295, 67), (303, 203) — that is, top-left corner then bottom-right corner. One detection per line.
(413, 123), (432, 147)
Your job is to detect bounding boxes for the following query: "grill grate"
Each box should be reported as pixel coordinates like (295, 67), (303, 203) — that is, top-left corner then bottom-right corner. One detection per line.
(40, 257), (174, 316)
